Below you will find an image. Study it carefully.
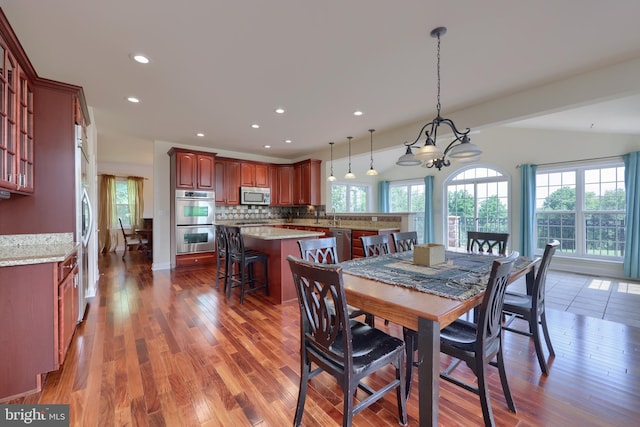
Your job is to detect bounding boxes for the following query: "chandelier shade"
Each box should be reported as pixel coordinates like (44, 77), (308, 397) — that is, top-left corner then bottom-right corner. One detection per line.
(396, 26), (481, 170)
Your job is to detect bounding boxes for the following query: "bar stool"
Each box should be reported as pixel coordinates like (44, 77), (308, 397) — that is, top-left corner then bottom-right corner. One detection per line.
(225, 226), (269, 304)
(215, 225), (229, 290)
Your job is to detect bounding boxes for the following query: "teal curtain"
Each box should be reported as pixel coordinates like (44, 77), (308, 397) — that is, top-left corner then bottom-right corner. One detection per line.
(378, 181), (390, 212)
(623, 152), (640, 279)
(519, 164), (537, 258)
(424, 175), (434, 243)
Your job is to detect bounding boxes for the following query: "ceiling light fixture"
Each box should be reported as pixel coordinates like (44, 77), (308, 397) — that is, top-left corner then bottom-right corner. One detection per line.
(396, 27), (481, 170)
(131, 54), (150, 64)
(327, 142), (337, 182)
(284, 139), (292, 144)
(366, 129), (378, 176)
(251, 124), (260, 129)
(126, 96), (140, 103)
(196, 132), (205, 137)
(264, 145), (271, 149)
(353, 110), (363, 116)
(344, 136), (355, 179)
(275, 108), (285, 114)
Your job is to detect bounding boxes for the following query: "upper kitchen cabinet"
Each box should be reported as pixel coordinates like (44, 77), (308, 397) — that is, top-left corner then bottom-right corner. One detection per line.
(293, 159), (321, 205)
(240, 161), (269, 188)
(0, 32), (34, 194)
(168, 148), (215, 190)
(214, 158), (241, 205)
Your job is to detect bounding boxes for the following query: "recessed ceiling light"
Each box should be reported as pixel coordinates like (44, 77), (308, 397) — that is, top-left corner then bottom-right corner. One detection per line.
(264, 145), (271, 149)
(275, 108), (285, 114)
(353, 110), (364, 116)
(284, 139), (292, 144)
(131, 54), (150, 64)
(127, 96), (140, 103)
(251, 124), (260, 129)
(196, 132), (205, 137)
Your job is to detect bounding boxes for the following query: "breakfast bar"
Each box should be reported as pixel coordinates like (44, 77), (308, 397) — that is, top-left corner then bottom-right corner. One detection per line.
(239, 226), (325, 304)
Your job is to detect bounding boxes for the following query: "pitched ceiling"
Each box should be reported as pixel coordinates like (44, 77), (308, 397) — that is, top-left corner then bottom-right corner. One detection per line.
(3, 0), (640, 168)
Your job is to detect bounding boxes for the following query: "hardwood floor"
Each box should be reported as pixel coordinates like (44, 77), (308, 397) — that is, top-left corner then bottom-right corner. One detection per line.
(10, 251), (640, 426)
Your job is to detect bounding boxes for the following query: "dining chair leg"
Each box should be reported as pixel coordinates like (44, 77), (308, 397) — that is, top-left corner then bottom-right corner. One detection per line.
(476, 362), (496, 427)
(342, 385), (355, 427)
(497, 348), (516, 412)
(294, 356), (310, 427)
(541, 311), (555, 356)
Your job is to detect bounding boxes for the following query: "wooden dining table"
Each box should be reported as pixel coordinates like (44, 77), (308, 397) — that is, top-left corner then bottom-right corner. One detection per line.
(340, 250), (540, 427)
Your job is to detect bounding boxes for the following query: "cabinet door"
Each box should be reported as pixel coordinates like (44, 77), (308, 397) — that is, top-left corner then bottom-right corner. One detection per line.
(278, 165), (294, 205)
(240, 162), (255, 186)
(175, 152), (196, 189)
(58, 266), (77, 365)
(196, 154), (214, 190)
(215, 159), (226, 203)
(225, 160), (241, 205)
(255, 164), (269, 188)
(293, 160), (321, 205)
(269, 166), (279, 205)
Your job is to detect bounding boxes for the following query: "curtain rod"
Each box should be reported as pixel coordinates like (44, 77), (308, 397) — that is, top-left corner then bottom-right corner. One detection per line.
(516, 154), (623, 168)
(98, 173), (149, 180)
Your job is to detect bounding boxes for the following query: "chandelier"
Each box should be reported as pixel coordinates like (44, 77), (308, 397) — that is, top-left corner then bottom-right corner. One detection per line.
(396, 27), (481, 170)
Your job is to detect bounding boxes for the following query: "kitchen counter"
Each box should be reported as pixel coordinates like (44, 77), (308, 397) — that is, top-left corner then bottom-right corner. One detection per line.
(240, 226), (325, 240)
(0, 233), (78, 267)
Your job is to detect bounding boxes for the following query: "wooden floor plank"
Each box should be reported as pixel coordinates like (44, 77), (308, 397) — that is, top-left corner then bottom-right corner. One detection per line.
(9, 251), (640, 426)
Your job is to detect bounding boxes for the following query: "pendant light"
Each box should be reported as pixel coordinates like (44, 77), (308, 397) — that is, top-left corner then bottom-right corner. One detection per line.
(366, 129), (378, 176)
(396, 26), (481, 169)
(327, 142), (337, 182)
(344, 136), (355, 179)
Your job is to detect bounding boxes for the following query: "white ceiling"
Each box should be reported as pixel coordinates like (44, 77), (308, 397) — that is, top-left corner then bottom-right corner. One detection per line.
(3, 0), (640, 170)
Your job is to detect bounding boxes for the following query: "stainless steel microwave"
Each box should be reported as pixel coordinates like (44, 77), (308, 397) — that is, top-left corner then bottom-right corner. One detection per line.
(240, 186), (270, 205)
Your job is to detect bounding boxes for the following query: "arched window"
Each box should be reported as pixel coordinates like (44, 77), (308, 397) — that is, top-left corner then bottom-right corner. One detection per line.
(444, 166), (510, 250)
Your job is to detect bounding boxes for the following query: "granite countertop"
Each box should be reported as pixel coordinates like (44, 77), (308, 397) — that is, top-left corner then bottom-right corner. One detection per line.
(0, 233), (79, 267)
(241, 226), (325, 241)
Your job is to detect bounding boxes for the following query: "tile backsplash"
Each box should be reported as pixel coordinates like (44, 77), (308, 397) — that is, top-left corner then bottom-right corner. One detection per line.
(215, 204), (401, 224)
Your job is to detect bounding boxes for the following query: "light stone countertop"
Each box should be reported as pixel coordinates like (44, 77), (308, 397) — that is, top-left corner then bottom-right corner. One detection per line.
(0, 233), (78, 267)
(240, 226), (325, 241)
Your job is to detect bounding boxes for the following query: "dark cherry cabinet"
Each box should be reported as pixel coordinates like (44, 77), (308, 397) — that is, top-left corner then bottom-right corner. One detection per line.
(278, 165), (294, 206)
(215, 158), (241, 205)
(0, 32), (34, 194)
(294, 159), (321, 205)
(351, 229), (397, 259)
(170, 148), (215, 190)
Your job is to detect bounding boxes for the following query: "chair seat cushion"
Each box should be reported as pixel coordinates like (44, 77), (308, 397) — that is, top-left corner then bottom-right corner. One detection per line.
(329, 321), (404, 374)
(440, 319), (477, 352)
(503, 291), (533, 311)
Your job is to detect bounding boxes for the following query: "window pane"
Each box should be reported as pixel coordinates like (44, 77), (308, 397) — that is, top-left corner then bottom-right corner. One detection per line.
(390, 186), (408, 212)
(410, 185), (425, 212)
(536, 212), (575, 253)
(349, 185), (367, 212)
(115, 180), (131, 227)
(331, 184), (347, 212)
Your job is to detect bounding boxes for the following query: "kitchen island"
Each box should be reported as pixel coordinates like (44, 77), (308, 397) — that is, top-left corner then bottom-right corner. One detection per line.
(239, 226), (325, 304)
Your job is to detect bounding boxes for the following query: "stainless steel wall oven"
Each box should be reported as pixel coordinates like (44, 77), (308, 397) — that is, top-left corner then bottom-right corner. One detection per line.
(175, 190), (215, 254)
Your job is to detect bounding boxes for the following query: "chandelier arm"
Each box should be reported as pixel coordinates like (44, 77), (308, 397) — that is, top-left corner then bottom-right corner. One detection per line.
(406, 121), (435, 147)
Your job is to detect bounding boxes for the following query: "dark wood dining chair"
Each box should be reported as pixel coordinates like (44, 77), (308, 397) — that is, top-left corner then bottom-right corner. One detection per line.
(360, 234), (391, 257)
(297, 237), (375, 327)
(403, 252), (519, 427)
(214, 224), (229, 290)
(286, 255), (407, 427)
(225, 226), (269, 304)
(119, 218), (145, 260)
(391, 231), (418, 252)
(467, 231), (509, 255)
(503, 240), (559, 375)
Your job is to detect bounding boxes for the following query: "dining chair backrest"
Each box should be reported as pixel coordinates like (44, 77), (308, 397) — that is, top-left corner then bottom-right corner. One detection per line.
(215, 224), (228, 254)
(391, 231), (418, 252)
(477, 251), (518, 358)
(298, 237), (339, 264)
(360, 234), (391, 257)
(288, 256), (353, 368)
(467, 231), (509, 256)
(532, 240), (559, 313)
(225, 226), (244, 258)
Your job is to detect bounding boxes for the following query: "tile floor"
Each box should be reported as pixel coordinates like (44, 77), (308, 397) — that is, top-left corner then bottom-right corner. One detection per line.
(509, 269), (640, 328)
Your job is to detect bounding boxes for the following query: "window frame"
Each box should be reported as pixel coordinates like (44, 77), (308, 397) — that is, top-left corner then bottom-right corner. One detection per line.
(330, 181), (372, 213)
(443, 165), (511, 250)
(389, 179), (425, 213)
(535, 159), (625, 260)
